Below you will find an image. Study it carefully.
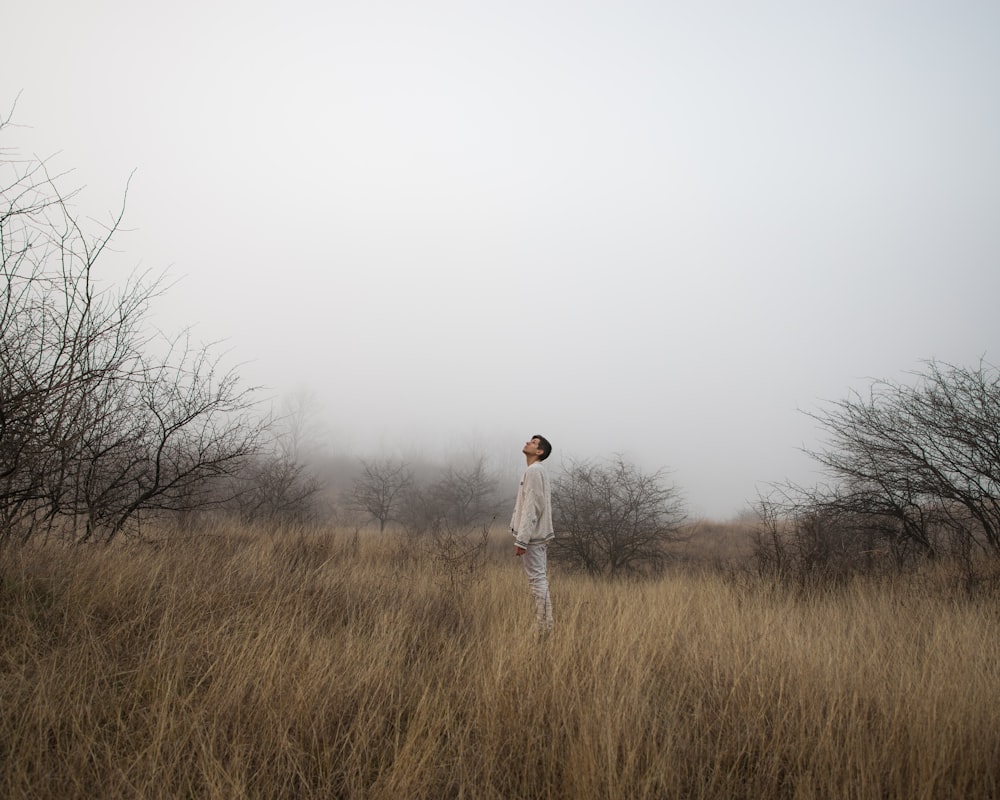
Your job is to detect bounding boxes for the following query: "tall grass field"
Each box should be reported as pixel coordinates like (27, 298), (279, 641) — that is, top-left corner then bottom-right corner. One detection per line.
(2, 525), (998, 798)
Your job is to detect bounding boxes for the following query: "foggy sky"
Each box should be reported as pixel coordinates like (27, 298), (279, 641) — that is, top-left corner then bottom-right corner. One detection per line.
(4, 1), (1000, 517)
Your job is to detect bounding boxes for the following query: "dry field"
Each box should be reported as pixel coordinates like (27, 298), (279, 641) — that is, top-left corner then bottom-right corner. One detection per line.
(1, 524), (998, 799)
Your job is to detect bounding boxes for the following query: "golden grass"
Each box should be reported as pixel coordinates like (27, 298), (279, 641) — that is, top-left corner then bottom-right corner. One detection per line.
(1, 525), (998, 799)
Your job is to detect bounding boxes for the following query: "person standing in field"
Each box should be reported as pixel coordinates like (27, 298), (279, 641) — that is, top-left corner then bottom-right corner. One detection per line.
(510, 435), (554, 634)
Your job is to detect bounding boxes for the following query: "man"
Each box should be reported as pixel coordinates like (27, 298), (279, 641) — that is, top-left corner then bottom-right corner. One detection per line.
(510, 434), (554, 634)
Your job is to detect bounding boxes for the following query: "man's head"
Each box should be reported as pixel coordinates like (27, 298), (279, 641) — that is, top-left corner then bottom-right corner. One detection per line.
(523, 435), (552, 462)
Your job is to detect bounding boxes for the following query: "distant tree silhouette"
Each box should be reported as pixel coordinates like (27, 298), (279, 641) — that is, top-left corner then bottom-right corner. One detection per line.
(350, 458), (413, 532)
(395, 456), (502, 536)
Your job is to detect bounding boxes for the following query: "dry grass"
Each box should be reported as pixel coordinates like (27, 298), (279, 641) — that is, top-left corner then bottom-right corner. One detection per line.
(671, 518), (758, 566)
(1, 525), (998, 799)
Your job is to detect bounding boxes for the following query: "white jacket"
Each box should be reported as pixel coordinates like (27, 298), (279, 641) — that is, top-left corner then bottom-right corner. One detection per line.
(510, 462), (554, 548)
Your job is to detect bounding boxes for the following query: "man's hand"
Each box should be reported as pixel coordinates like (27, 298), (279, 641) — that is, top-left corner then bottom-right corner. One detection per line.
(514, 545), (526, 557)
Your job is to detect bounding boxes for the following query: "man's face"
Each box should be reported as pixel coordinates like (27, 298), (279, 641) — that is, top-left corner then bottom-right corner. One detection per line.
(522, 437), (544, 458)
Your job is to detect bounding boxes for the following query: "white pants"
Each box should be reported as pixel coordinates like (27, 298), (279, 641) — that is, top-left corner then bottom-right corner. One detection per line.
(521, 542), (553, 632)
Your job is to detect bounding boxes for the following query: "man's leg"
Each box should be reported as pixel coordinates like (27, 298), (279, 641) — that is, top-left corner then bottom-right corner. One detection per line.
(521, 542), (553, 633)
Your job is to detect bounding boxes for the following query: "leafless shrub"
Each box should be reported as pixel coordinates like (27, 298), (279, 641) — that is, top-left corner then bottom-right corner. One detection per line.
(751, 497), (898, 587)
(426, 520), (491, 593)
(552, 455), (687, 578)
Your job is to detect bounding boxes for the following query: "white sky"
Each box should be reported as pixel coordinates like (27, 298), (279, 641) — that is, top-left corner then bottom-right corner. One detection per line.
(4, 1), (999, 517)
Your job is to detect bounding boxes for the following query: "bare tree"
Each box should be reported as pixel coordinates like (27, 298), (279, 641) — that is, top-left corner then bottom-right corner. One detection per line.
(802, 359), (1000, 558)
(754, 359), (1000, 584)
(552, 456), (687, 577)
(350, 458), (413, 532)
(0, 104), (264, 542)
(1, 105), (143, 534)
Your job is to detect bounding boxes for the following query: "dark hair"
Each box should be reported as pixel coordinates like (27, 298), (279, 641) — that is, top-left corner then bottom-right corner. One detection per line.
(533, 434), (552, 461)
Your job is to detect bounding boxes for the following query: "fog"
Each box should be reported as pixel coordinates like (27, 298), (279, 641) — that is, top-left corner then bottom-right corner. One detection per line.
(4, 1), (999, 517)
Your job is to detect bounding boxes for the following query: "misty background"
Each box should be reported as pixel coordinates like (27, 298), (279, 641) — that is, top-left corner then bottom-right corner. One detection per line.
(4, 1), (999, 518)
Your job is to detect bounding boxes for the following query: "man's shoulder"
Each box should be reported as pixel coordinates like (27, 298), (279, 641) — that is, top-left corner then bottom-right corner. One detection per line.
(524, 462), (548, 481)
